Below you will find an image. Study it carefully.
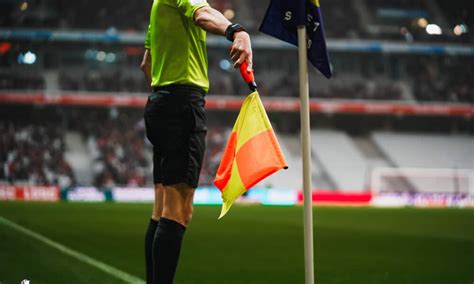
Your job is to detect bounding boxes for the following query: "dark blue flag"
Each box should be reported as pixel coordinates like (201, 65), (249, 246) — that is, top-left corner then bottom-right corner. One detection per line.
(260, 0), (332, 79)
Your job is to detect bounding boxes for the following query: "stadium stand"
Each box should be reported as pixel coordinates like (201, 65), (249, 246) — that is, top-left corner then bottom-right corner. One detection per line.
(0, 0), (472, 191)
(57, 67), (149, 93)
(2, 50), (473, 103)
(1, 0), (474, 102)
(256, 134), (304, 190)
(371, 132), (474, 169)
(0, 0), (150, 30)
(0, 69), (45, 90)
(82, 111), (150, 187)
(0, 106), (236, 187)
(199, 127), (230, 186)
(0, 121), (75, 187)
(64, 132), (93, 186)
(310, 130), (370, 191)
(2, 0), (471, 41)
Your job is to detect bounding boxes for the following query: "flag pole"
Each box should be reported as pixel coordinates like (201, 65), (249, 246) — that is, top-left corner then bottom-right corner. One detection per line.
(297, 25), (315, 284)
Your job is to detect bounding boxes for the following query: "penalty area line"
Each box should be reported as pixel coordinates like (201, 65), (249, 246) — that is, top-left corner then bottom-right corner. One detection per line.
(0, 216), (145, 284)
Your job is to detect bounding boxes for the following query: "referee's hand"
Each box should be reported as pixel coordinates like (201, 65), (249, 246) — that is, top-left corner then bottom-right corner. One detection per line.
(230, 31), (253, 71)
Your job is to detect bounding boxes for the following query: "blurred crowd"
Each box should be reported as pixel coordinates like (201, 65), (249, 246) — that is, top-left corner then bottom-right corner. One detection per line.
(71, 109), (150, 188)
(0, 106), (230, 188)
(1, 0), (473, 103)
(0, 0), (150, 31)
(0, 70), (44, 90)
(0, 122), (75, 187)
(2, 59), (473, 103)
(80, 113), (229, 188)
(1, 0), (471, 42)
(1, 0), (472, 187)
(410, 58), (474, 102)
(199, 127), (230, 186)
(59, 69), (149, 93)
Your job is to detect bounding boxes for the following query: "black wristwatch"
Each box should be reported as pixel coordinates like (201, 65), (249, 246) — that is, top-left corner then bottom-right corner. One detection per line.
(225, 23), (246, 42)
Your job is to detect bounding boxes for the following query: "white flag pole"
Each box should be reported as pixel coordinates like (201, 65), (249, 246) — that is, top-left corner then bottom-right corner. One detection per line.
(297, 25), (315, 284)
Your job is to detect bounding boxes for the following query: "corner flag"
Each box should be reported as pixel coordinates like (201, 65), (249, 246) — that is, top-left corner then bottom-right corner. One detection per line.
(214, 92), (287, 219)
(260, 0), (332, 78)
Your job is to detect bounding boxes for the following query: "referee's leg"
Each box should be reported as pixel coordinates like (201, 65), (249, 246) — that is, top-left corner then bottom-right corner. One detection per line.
(145, 184), (164, 284)
(153, 183), (195, 284)
(152, 184), (165, 220)
(161, 183), (195, 226)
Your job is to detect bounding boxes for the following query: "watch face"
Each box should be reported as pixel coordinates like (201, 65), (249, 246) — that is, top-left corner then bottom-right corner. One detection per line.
(232, 24), (245, 33)
(226, 24), (246, 41)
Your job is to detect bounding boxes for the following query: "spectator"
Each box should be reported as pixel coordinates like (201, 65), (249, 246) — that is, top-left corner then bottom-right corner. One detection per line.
(0, 122), (76, 187)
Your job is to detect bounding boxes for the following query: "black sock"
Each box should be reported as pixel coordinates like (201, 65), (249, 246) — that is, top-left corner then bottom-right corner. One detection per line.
(152, 217), (186, 284)
(145, 218), (159, 284)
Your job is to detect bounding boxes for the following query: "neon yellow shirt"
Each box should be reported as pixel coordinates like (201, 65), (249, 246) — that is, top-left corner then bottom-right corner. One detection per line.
(145, 0), (209, 92)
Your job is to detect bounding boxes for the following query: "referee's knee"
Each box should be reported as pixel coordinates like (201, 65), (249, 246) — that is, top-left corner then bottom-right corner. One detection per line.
(163, 206), (193, 227)
(162, 183), (195, 226)
(176, 204), (193, 227)
(162, 201), (194, 227)
(182, 206), (193, 226)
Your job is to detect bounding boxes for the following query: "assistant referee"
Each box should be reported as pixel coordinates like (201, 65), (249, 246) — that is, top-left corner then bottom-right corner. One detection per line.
(140, 0), (252, 283)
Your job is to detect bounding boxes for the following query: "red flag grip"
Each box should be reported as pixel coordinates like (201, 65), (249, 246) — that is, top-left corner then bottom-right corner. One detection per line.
(230, 44), (257, 91)
(239, 62), (258, 91)
(239, 62), (254, 84)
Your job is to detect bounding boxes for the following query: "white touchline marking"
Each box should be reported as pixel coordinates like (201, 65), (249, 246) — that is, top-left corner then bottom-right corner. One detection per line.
(0, 216), (145, 284)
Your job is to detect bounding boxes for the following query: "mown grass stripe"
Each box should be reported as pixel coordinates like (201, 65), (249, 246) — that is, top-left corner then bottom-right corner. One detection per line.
(0, 216), (145, 284)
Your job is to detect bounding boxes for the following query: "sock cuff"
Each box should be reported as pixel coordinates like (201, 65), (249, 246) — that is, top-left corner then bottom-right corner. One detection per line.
(159, 217), (186, 236)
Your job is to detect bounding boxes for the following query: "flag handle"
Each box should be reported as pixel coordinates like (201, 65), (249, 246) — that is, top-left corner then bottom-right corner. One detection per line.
(297, 26), (315, 284)
(239, 62), (258, 91)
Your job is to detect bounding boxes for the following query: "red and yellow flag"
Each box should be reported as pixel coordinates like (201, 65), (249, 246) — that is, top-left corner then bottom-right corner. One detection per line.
(214, 92), (287, 219)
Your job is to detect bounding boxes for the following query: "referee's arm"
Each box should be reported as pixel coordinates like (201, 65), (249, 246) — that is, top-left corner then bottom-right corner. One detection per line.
(141, 49), (152, 89)
(194, 6), (253, 70)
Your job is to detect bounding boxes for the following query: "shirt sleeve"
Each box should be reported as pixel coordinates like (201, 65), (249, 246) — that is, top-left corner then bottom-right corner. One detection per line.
(144, 24), (151, 49)
(176, 0), (209, 19)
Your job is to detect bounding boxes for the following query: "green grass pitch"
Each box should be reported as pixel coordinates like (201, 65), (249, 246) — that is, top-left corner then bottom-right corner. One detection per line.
(0, 202), (473, 284)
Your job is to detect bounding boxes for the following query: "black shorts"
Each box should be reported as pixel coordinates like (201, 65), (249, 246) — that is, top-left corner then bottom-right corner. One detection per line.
(144, 84), (207, 188)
